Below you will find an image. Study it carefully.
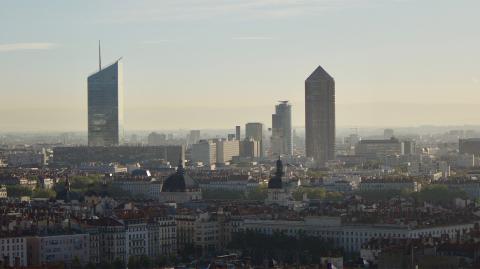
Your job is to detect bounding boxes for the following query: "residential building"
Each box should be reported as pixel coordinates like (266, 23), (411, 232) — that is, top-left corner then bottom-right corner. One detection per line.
(27, 234), (90, 266)
(0, 236), (27, 267)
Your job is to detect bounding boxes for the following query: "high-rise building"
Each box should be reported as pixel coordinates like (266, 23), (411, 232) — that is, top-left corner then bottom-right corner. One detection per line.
(88, 52), (123, 147)
(191, 140), (217, 166)
(240, 139), (261, 158)
(188, 130), (201, 146)
(384, 128), (395, 139)
(305, 65), (335, 167)
(235, 126), (241, 141)
(147, 132), (167, 145)
(245, 122), (264, 157)
(271, 101), (292, 156)
(215, 139), (240, 164)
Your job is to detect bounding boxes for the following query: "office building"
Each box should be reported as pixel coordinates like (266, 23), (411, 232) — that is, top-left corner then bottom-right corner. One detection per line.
(53, 145), (185, 166)
(188, 130), (201, 146)
(215, 139), (240, 164)
(240, 139), (261, 158)
(459, 138), (480, 156)
(383, 128), (394, 139)
(245, 122), (264, 157)
(403, 140), (416, 155)
(147, 132), (167, 146)
(191, 140), (217, 166)
(235, 126), (241, 140)
(88, 55), (123, 146)
(271, 101), (292, 156)
(355, 138), (404, 157)
(305, 65), (335, 167)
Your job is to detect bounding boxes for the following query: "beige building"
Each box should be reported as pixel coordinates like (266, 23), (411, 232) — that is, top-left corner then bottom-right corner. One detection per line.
(176, 211), (232, 255)
(215, 139), (240, 164)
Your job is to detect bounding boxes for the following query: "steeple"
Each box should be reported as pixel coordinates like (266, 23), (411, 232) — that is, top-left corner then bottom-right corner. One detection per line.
(275, 158), (283, 178)
(177, 159), (185, 176)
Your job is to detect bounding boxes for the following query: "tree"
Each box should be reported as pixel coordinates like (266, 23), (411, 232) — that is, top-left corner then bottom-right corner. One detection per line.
(32, 188), (56, 198)
(112, 258), (125, 269)
(246, 186), (267, 200)
(6, 185), (32, 197)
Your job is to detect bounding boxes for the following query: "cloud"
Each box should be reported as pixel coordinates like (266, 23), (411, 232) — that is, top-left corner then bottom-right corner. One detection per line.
(142, 40), (176, 44)
(96, 0), (381, 24)
(231, 36), (273, 40)
(0, 42), (58, 52)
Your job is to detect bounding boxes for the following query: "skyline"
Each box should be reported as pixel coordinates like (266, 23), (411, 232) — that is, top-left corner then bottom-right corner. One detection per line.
(1, 0), (480, 131)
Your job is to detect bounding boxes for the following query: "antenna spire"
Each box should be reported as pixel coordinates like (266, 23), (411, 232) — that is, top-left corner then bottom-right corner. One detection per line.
(98, 40), (102, 71)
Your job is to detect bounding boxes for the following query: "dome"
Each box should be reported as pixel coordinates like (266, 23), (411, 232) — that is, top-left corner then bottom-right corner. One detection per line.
(162, 162), (187, 192)
(268, 159), (283, 189)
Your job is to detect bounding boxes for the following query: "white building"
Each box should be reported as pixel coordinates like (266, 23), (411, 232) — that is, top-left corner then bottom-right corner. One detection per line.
(27, 234), (90, 266)
(241, 216), (474, 253)
(359, 178), (421, 192)
(0, 236), (27, 267)
(147, 216), (177, 257)
(124, 218), (149, 259)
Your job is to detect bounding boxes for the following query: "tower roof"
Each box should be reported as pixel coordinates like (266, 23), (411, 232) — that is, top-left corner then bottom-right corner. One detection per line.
(306, 65), (333, 81)
(268, 158), (284, 189)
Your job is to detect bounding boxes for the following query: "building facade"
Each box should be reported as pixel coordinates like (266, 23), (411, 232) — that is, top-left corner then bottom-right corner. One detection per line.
(305, 65), (335, 168)
(88, 60), (123, 146)
(271, 101), (292, 157)
(245, 122), (264, 157)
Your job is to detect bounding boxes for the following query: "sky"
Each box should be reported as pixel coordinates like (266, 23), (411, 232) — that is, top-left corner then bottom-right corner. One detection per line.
(1, 0), (480, 132)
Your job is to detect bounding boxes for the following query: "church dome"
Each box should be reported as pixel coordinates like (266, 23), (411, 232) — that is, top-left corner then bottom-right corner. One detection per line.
(161, 161), (187, 192)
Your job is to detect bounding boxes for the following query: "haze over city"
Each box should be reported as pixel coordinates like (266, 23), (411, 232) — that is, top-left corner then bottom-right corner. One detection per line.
(1, 0), (480, 131)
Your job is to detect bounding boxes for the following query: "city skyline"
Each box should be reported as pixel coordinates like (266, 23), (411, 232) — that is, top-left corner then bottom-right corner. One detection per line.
(2, 0), (480, 131)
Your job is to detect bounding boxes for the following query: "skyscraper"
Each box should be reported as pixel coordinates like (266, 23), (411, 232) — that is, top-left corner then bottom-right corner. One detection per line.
(235, 126), (241, 140)
(245, 122), (264, 157)
(271, 101), (292, 157)
(88, 50), (123, 147)
(305, 65), (335, 167)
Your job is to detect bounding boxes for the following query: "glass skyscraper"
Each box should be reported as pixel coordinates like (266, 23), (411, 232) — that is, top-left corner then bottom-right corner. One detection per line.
(87, 60), (123, 146)
(271, 101), (292, 157)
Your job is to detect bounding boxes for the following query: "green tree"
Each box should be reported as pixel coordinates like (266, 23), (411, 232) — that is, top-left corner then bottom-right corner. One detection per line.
(32, 188), (56, 198)
(112, 258), (125, 269)
(6, 185), (32, 197)
(246, 186), (267, 200)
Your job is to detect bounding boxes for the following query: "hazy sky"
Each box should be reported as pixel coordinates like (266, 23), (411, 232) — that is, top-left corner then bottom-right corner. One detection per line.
(1, 0), (480, 132)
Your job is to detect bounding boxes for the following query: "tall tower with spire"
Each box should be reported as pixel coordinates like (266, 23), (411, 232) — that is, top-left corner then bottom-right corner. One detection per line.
(305, 65), (335, 168)
(87, 43), (124, 146)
